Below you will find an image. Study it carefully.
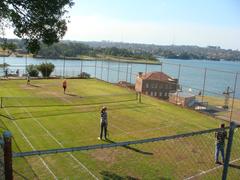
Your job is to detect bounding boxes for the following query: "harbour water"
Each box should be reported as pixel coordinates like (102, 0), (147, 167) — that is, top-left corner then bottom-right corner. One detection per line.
(1, 56), (240, 99)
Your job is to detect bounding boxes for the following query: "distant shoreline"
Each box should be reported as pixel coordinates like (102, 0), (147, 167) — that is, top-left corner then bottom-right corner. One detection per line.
(0, 53), (162, 65)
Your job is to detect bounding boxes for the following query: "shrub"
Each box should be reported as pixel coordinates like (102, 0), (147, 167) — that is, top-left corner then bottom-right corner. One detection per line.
(26, 64), (39, 77)
(78, 72), (91, 79)
(37, 62), (55, 77)
(0, 63), (10, 67)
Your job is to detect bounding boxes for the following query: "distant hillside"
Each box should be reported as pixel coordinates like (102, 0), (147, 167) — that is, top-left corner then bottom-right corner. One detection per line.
(0, 39), (157, 61)
(81, 41), (240, 61)
(1, 38), (240, 61)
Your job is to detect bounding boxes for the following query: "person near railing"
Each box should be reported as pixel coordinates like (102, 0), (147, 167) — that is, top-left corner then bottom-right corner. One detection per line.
(215, 123), (228, 164)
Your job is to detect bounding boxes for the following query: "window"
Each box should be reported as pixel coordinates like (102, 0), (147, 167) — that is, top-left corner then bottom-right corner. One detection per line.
(155, 83), (158, 89)
(159, 92), (162, 97)
(151, 83), (155, 88)
(154, 92), (157, 96)
(146, 83), (149, 88)
(150, 91), (153, 96)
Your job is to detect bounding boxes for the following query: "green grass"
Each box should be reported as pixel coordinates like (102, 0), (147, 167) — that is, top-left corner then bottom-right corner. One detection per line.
(0, 79), (239, 179)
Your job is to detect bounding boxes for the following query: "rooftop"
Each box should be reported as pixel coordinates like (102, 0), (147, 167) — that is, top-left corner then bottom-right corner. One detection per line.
(139, 71), (175, 82)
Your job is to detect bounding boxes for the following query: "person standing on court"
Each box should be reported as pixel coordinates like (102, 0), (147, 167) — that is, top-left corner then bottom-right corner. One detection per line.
(62, 79), (67, 94)
(27, 73), (31, 85)
(99, 106), (108, 140)
(215, 123), (227, 164)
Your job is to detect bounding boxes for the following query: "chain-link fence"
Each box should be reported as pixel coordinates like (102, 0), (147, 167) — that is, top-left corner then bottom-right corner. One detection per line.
(1, 57), (239, 123)
(0, 138), (4, 179)
(8, 124), (239, 179)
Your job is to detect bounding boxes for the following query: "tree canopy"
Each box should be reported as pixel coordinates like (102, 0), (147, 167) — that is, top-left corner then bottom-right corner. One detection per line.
(0, 0), (74, 53)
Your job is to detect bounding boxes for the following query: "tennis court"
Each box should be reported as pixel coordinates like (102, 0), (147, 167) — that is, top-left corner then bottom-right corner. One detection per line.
(0, 79), (239, 179)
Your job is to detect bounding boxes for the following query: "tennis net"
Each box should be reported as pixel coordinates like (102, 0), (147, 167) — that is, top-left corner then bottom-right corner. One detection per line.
(0, 93), (137, 108)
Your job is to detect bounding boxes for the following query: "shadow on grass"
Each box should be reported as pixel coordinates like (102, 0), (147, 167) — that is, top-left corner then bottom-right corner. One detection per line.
(13, 170), (30, 180)
(104, 139), (153, 156)
(100, 171), (139, 180)
(0, 113), (13, 120)
(29, 84), (41, 88)
(65, 93), (80, 97)
(229, 163), (240, 169)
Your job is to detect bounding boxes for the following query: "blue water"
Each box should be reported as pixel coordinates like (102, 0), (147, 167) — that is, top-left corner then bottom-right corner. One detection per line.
(1, 57), (240, 99)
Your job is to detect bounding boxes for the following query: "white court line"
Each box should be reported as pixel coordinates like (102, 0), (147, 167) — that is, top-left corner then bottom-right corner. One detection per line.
(184, 158), (240, 180)
(110, 123), (128, 134)
(3, 108), (57, 179)
(22, 107), (98, 180)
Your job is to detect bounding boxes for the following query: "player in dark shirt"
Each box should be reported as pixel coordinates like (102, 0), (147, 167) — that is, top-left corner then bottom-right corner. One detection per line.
(215, 123), (227, 164)
(98, 107), (108, 140)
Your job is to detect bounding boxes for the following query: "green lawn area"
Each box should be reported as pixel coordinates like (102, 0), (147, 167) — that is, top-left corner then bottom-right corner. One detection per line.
(0, 79), (239, 179)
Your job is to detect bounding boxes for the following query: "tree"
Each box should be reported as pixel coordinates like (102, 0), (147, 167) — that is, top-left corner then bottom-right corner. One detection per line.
(0, 0), (74, 54)
(78, 72), (91, 79)
(26, 64), (39, 77)
(37, 62), (55, 77)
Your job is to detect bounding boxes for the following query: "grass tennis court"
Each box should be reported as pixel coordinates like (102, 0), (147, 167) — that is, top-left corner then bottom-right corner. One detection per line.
(0, 79), (239, 179)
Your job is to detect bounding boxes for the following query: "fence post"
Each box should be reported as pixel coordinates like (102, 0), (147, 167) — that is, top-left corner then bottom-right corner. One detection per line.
(80, 60), (83, 75)
(3, 131), (13, 180)
(101, 60), (103, 80)
(126, 63), (128, 82)
(107, 61), (110, 82)
(94, 60), (97, 78)
(229, 72), (238, 123)
(117, 61), (120, 82)
(176, 64), (181, 104)
(1, 97), (2, 108)
(160, 63), (163, 72)
(201, 68), (207, 103)
(25, 54), (28, 74)
(129, 63), (132, 84)
(222, 122), (236, 180)
(63, 56), (66, 78)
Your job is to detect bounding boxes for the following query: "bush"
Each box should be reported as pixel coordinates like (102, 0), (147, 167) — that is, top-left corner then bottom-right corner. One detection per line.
(26, 64), (39, 77)
(78, 72), (91, 79)
(0, 63), (10, 67)
(37, 62), (55, 77)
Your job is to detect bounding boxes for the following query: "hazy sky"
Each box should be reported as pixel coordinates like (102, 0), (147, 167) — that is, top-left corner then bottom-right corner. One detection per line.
(6, 0), (240, 50)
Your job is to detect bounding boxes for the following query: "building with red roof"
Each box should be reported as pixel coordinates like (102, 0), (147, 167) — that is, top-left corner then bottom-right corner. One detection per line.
(135, 71), (178, 99)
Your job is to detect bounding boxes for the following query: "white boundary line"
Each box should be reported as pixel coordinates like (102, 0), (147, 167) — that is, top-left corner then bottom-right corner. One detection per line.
(4, 87), (98, 179)
(22, 108), (98, 180)
(109, 123), (128, 134)
(184, 158), (240, 180)
(3, 108), (57, 179)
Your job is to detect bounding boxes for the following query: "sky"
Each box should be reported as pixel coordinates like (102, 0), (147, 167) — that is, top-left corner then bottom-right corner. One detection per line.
(6, 0), (240, 50)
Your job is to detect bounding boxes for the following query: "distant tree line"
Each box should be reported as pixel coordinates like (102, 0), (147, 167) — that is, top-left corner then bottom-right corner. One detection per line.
(84, 41), (240, 61)
(160, 51), (206, 60)
(0, 39), (158, 61)
(1, 39), (240, 61)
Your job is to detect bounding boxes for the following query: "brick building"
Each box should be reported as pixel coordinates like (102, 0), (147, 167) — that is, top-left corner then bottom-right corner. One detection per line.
(135, 72), (178, 99)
